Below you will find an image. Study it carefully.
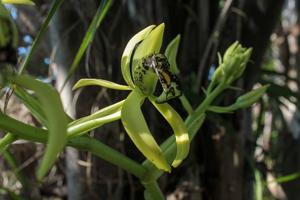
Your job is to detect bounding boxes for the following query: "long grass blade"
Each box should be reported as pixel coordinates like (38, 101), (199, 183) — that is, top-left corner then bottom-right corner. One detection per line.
(61, 0), (112, 90)
(18, 0), (64, 74)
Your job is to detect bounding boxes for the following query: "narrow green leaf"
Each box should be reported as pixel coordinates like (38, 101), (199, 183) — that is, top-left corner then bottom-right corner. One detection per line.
(70, 100), (124, 126)
(179, 95), (193, 115)
(165, 34), (180, 74)
(68, 111), (121, 138)
(254, 170), (263, 200)
(10, 75), (68, 180)
(62, 0), (112, 89)
(1, 0), (35, 5)
(18, 0), (64, 74)
(14, 87), (47, 124)
(272, 172), (300, 184)
(73, 78), (131, 91)
(207, 105), (234, 113)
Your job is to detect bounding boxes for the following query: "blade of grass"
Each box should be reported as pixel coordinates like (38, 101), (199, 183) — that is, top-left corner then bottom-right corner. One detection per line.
(254, 170), (263, 200)
(18, 0), (64, 74)
(61, 0), (112, 90)
(269, 172), (300, 184)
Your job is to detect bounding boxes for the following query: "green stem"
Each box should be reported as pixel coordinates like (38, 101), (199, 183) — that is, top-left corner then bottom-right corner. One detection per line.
(179, 95), (193, 115)
(0, 133), (16, 153)
(143, 181), (164, 200)
(0, 113), (147, 179)
(68, 136), (147, 179)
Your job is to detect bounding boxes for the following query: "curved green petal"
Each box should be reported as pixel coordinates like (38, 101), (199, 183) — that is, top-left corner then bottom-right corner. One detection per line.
(73, 78), (131, 91)
(150, 98), (189, 167)
(121, 88), (170, 172)
(10, 75), (67, 180)
(121, 25), (155, 87)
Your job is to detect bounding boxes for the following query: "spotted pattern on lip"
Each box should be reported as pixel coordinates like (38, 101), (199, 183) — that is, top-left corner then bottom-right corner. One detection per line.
(133, 53), (182, 103)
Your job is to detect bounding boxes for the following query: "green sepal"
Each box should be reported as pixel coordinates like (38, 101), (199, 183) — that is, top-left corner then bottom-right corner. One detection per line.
(165, 35), (181, 74)
(121, 88), (171, 172)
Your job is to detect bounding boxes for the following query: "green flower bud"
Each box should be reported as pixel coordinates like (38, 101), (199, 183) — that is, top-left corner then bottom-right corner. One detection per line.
(234, 84), (269, 109)
(223, 41), (239, 63)
(214, 42), (252, 85)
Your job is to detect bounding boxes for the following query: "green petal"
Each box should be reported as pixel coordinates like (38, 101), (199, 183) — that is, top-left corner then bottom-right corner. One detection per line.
(121, 25), (155, 87)
(131, 23), (165, 76)
(165, 35), (181, 74)
(121, 88), (170, 172)
(73, 78), (131, 91)
(150, 98), (189, 167)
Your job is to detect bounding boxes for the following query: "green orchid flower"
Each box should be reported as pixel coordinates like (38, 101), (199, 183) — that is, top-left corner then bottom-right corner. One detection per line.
(73, 23), (189, 172)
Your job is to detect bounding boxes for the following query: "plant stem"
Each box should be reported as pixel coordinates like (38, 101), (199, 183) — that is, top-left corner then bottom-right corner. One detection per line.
(143, 181), (164, 200)
(0, 133), (16, 153)
(0, 113), (147, 179)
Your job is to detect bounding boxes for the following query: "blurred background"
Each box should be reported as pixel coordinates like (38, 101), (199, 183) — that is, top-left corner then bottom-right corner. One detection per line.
(1, 0), (300, 199)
